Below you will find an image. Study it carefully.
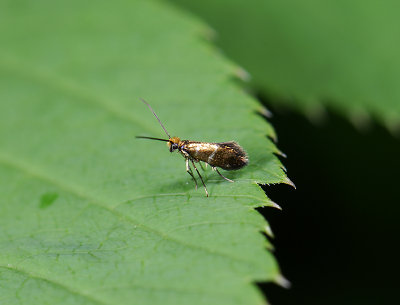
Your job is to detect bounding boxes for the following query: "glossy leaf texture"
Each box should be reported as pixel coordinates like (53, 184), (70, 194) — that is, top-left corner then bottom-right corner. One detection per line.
(170, 0), (400, 131)
(0, 0), (288, 304)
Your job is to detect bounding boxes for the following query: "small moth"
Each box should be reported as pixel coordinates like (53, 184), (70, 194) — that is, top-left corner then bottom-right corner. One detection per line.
(136, 99), (248, 197)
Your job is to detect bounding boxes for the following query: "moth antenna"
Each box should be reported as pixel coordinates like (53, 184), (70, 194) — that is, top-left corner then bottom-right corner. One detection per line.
(136, 136), (169, 142)
(140, 98), (171, 139)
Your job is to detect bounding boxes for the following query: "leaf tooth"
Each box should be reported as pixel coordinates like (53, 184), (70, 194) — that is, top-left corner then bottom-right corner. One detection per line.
(274, 274), (291, 289)
(264, 224), (274, 238)
(267, 201), (282, 210)
(283, 176), (296, 189)
(234, 67), (251, 82)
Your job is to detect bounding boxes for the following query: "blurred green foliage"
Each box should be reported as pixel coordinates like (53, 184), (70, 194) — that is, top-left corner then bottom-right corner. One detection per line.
(171, 0), (400, 130)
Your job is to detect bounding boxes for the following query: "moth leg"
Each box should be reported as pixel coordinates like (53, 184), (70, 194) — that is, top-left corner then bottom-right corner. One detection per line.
(215, 168), (234, 183)
(191, 159), (209, 197)
(199, 162), (205, 171)
(186, 158), (198, 189)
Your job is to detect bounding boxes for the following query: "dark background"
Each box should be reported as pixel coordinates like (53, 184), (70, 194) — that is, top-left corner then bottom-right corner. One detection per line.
(259, 96), (399, 305)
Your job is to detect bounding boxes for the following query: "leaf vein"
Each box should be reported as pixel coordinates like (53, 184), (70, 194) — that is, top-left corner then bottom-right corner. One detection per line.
(0, 151), (261, 267)
(0, 265), (109, 305)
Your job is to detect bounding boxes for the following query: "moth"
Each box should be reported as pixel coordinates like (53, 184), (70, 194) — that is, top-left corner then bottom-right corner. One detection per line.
(136, 99), (248, 197)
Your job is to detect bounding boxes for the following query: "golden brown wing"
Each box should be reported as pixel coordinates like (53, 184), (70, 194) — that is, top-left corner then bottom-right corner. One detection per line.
(210, 141), (248, 170)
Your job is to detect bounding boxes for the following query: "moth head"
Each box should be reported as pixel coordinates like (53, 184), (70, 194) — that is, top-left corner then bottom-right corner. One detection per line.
(168, 137), (181, 152)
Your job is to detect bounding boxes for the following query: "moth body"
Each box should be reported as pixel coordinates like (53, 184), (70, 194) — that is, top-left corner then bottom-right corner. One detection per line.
(171, 139), (248, 170)
(137, 99), (249, 197)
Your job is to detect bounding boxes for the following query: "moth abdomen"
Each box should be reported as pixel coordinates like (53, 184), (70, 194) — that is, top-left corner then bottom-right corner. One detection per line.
(183, 141), (248, 170)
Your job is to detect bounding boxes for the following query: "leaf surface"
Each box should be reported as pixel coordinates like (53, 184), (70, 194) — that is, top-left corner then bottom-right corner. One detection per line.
(0, 0), (287, 304)
(170, 0), (400, 130)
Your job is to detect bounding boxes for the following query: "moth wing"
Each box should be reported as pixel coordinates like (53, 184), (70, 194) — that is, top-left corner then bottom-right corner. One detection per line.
(214, 141), (248, 170)
(216, 141), (247, 157)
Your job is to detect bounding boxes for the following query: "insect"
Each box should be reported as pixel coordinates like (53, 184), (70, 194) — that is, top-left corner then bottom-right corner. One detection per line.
(136, 99), (248, 197)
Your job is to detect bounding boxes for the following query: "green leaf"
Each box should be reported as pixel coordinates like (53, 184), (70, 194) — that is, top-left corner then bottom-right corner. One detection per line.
(0, 1), (288, 304)
(170, 0), (400, 131)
